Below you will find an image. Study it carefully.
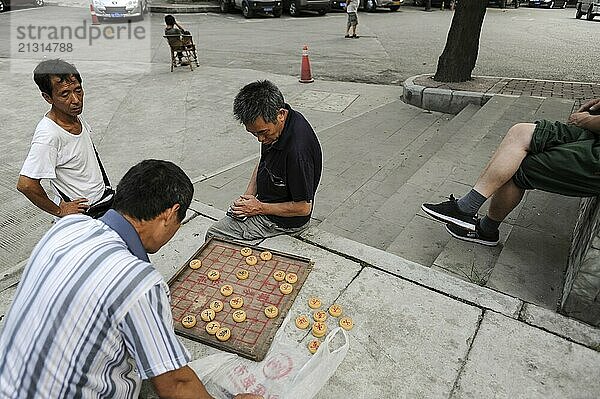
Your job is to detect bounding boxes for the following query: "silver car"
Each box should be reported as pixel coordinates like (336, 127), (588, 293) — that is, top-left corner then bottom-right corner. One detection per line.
(362, 0), (403, 12)
(92, 0), (149, 21)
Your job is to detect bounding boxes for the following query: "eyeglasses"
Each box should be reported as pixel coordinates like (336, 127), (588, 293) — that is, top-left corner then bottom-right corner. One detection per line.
(264, 164), (286, 187)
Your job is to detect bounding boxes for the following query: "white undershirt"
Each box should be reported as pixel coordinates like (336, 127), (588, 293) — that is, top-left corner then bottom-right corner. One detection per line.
(20, 116), (106, 205)
(347, 0), (358, 13)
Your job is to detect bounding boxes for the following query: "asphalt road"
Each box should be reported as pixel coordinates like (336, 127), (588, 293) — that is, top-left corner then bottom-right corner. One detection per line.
(1, 5), (598, 84)
(174, 5), (597, 84)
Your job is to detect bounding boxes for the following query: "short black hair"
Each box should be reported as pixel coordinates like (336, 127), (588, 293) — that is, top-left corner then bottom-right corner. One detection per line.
(33, 59), (82, 97)
(165, 14), (175, 26)
(233, 80), (285, 125)
(112, 160), (193, 223)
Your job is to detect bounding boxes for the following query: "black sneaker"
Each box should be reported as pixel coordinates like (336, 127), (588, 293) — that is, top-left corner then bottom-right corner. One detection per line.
(445, 221), (500, 247)
(421, 195), (477, 231)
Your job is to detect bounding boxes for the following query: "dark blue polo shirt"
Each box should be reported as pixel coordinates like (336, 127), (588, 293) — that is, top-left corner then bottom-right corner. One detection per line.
(100, 209), (149, 262)
(257, 104), (322, 228)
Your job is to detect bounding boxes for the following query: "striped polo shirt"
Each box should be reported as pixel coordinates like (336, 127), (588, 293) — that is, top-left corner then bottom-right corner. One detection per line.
(0, 211), (190, 398)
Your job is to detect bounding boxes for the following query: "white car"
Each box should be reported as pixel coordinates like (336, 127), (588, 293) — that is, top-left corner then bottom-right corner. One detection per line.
(527, 0), (568, 7)
(92, 0), (148, 21)
(362, 0), (403, 12)
(576, 0), (600, 19)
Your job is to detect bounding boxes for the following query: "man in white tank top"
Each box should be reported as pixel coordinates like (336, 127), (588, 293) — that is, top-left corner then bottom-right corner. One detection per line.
(17, 59), (113, 218)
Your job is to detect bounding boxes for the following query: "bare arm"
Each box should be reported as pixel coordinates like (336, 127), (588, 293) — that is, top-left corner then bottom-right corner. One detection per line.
(150, 366), (262, 399)
(244, 162), (259, 196)
(16, 175), (88, 217)
(259, 199), (312, 217)
(568, 112), (600, 134)
(151, 366), (212, 399)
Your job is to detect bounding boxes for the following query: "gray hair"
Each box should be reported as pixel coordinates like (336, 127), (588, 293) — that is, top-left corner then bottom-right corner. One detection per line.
(233, 80), (285, 125)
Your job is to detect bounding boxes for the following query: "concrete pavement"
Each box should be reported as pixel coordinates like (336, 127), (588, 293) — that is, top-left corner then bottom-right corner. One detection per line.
(1, 60), (599, 396)
(142, 202), (600, 398)
(1, 7), (600, 397)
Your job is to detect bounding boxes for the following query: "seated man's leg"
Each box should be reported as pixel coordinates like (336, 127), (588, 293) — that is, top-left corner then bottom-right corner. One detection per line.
(487, 179), (525, 223)
(205, 215), (309, 243)
(473, 123), (536, 198)
(423, 123), (536, 231)
(446, 120), (600, 245)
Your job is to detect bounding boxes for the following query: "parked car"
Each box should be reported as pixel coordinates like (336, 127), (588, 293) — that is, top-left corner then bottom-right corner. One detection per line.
(92, 0), (149, 21)
(219, 0), (282, 17)
(282, 0), (330, 16)
(576, 0), (600, 18)
(330, 0), (345, 9)
(0, 0), (43, 12)
(527, 0), (568, 8)
(361, 0), (403, 12)
(413, 0), (453, 8)
(488, 0), (524, 7)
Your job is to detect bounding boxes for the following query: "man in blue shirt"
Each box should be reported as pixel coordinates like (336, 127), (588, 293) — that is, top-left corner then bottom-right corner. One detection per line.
(207, 80), (323, 243)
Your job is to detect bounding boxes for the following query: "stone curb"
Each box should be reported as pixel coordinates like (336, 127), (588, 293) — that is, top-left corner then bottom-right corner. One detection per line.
(403, 73), (500, 115)
(299, 226), (600, 351)
(403, 73), (600, 114)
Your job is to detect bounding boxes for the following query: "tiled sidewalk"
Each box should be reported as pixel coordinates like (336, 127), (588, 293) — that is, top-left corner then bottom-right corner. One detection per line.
(490, 79), (600, 107)
(413, 74), (600, 108)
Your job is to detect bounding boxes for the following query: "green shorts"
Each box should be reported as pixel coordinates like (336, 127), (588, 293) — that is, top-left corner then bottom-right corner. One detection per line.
(347, 12), (358, 27)
(512, 119), (600, 197)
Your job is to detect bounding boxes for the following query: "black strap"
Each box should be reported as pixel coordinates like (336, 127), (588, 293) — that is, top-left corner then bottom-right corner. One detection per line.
(53, 143), (111, 204)
(93, 144), (111, 188)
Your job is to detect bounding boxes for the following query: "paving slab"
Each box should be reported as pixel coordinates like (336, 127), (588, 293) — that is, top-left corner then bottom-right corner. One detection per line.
(188, 199), (227, 221)
(0, 179), (53, 271)
(349, 182), (433, 250)
(452, 311), (600, 399)
(512, 190), (580, 238)
(291, 90), (359, 113)
(315, 267), (482, 399)
(533, 97), (575, 122)
(436, 96), (518, 163)
(386, 214), (452, 267)
(488, 225), (570, 310)
(300, 227), (523, 319)
(432, 222), (512, 286)
(194, 176), (250, 211)
(0, 285), (17, 331)
(520, 303), (600, 351)
(316, 180), (384, 234)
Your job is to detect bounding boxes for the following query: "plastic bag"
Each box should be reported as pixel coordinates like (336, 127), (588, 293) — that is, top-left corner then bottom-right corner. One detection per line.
(190, 315), (349, 399)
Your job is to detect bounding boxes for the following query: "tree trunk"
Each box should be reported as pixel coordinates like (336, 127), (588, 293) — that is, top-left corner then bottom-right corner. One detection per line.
(433, 0), (488, 82)
(425, 0), (431, 11)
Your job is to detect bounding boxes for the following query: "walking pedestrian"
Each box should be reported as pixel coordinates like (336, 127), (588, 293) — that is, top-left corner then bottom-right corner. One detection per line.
(345, 0), (359, 38)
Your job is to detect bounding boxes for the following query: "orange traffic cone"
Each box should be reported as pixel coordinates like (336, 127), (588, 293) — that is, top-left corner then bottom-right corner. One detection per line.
(299, 45), (314, 84)
(90, 4), (101, 25)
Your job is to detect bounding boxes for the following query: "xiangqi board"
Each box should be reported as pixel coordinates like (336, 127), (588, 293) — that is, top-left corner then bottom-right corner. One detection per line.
(168, 237), (313, 361)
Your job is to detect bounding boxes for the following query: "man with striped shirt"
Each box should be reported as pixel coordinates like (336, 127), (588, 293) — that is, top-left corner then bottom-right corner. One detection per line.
(0, 160), (260, 399)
